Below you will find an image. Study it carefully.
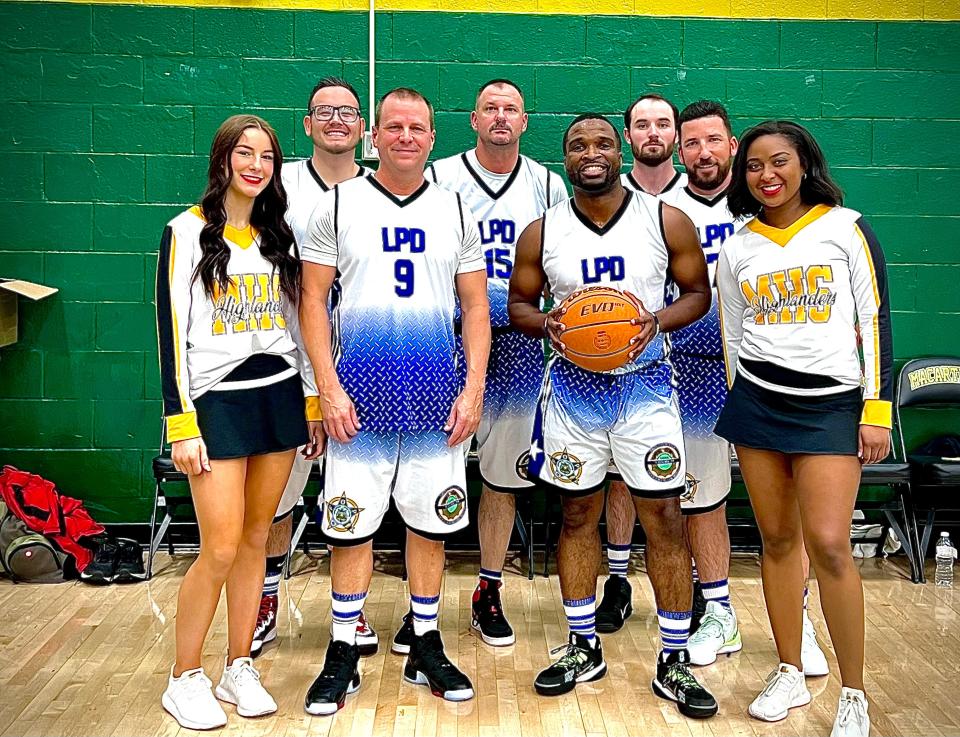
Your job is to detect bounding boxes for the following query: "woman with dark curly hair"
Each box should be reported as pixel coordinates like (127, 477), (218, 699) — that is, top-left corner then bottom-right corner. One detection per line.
(155, 114), (323, 729)
(716, 120), (892, 737)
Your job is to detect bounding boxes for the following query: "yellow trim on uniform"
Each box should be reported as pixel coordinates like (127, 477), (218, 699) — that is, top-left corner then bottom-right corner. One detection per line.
(304, 395), (323, 421)
(167, 229), (190, 413)
(853, 223), (882, 400)
(188, 205), (257, 249)
(18, 0), (957, 20)
(860, 399), (892, 429)
(166, 411), (202, 442)
(716, 291), (735, 390)
(746, 204), (832, 248)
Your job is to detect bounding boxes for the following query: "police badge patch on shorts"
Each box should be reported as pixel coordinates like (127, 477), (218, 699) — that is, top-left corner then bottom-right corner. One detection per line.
(549, 448), (584, 484)
(515, 450), (531, 481)
(682, 472), (699, 503)
(435, 486), (467, 525)
(644, 443), (681, 483)
(325, 492), (364, 533)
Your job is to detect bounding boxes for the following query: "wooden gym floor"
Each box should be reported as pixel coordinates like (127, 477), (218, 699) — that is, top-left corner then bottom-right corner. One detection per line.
(1, 551), (958, 737)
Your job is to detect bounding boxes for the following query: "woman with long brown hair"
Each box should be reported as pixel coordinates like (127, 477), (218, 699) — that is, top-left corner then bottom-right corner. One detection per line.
(155, 114), (323, 729)
(716, 120), (892, 737)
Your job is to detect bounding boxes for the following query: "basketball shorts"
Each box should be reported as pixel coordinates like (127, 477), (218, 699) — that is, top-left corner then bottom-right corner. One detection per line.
(321, 430), (469, 545)
(672, 353), (731, 514)
(274, 452), (318, 520)
(470, 330), (545, 491)
(530, 359), (685, 498)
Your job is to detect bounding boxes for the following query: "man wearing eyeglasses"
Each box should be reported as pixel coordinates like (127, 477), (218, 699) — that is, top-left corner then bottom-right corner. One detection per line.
(250, 76), (377, 662)
(385, 79), (567, 653)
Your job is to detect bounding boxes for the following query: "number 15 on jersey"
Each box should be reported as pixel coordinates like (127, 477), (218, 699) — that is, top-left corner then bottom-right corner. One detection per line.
(382, 227), (425, 298)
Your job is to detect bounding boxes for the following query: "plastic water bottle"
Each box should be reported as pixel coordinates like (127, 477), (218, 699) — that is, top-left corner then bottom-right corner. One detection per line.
(935, 532), (956, 588)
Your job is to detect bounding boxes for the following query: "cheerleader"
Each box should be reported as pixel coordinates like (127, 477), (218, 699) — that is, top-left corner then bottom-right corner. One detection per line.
(155, 115), (323, 729)
(716, 121), (892, 737)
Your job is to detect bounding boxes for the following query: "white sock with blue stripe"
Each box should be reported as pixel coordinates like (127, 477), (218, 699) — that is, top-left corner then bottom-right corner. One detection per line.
(331, 590), (367, 645)
(607, 543), (631, 578)
(658, 609), (691, 653)
(701, 579), (732, 612)
(564, 595), (597, 646)
(411, 593), (440, 636)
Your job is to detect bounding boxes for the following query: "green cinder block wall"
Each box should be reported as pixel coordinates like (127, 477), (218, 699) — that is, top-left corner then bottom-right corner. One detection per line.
(1, 2), (958, 522)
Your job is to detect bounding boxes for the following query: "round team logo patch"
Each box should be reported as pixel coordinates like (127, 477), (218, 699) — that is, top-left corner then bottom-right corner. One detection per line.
(325, 492), (365, 534)
(515, 450), (531, 481)
(681, 472), (699, 503)
(550, 448), (584, 484)
(644, 443), (682, 483)
(435, 486), (467, 525)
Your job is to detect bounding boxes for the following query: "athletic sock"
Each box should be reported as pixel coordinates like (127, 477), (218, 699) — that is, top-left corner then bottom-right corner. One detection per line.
(564, 595), (597, 646)
(658, 609), (692, 653)
(700, 578), (732, 612)
(263, 554), (285, 598)
(411, 593), (440, 636)
(606, 543), (631, 578)
(331, 590), (367, 644)
(478, 567), (502, 586)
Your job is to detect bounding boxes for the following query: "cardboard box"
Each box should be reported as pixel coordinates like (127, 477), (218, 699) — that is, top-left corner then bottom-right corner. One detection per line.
(0, 279), (59, 348)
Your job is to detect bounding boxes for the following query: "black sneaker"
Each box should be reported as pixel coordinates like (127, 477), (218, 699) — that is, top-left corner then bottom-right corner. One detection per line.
(404, 630), (474, 701)
(113, 538), (146, 583)
(80, 536), (120, 585)
(534, 633), (606, 696)
(471, 579), (515, 646)
(304, 639), (361, 716)
(651, 649), (718, 719)
(691, 580), (707, 633)
(595, 576), (633, 633)
(391, 610), (415, 655)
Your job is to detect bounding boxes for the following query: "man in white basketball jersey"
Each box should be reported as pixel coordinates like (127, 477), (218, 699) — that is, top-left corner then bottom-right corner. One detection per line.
(250, 77), (378, 661)
(407, 78), (567, 650)
(509, 115), (718, 718)
(597, 93), (687, 634)
(299, 88), (490, 714)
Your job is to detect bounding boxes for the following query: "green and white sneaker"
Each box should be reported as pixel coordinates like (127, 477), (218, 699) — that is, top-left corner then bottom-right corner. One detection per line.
(687, 601), (742, 666)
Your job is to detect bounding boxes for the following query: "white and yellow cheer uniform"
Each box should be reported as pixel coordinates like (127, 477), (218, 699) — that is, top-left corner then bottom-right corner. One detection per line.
(429, 150), (567, 490)
(156, 206), (320, 455)
(274, 160), (370, 519)
(715, 204), (893, 454)
(302, 176), (485, 543)
(528, 191), (686, 497)
(660, 185), (745, 513)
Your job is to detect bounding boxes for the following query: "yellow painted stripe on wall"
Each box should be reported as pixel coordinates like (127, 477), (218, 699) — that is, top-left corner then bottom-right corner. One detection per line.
(19, 0), (959, 20)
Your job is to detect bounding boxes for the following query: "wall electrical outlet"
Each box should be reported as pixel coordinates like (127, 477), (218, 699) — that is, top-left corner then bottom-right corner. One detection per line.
(362, 131), (379, 161)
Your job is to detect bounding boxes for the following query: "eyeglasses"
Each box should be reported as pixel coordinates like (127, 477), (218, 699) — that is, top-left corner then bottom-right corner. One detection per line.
(309, 104), (361, 123)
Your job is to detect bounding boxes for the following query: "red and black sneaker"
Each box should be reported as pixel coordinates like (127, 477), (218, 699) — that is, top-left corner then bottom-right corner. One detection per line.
(355, 611), (379, 656)
(251, 594), (278, 659)
(471, 579), (515, 646)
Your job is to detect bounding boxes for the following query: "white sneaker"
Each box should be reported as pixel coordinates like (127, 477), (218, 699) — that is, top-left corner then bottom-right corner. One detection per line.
(831, 687), (870, 737)
(687, 601), (743, 666)
(215, 657), (278, 717)
(802, 611), (830, 677)
(162, 666), (228, 730)
(748, 663), (812, 722)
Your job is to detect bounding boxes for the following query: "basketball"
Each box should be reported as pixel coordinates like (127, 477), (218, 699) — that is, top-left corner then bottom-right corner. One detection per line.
(557, 286), (643, 372)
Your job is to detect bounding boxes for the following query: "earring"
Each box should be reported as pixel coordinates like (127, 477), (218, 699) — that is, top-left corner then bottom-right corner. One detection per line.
(802, 172), (807, 180)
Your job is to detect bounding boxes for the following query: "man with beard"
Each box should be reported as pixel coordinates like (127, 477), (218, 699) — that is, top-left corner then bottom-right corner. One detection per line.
(661, 100), (744, 665)
(508, 115), (718, 719)
(384, 79), (567, 652)
(250, 77), (378, 661)
(596, 92), (688, 634)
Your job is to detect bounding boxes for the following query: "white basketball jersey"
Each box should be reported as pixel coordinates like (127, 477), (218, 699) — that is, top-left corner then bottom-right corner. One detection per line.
(301, 176), (484, 432)
(660, 186), (745, 357)
(429, 150), (567, 328)
(621, 169), (687, 197)
(541, 190), (670, 373)
(281, 159), (370, 247)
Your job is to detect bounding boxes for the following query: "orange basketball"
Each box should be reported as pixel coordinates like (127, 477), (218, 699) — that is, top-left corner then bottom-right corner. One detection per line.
(557, 286), (642, 372)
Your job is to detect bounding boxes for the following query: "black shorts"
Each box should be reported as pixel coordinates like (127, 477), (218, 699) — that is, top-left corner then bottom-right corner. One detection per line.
(194, 355), (308, 460)
(714, 376), (861, 456)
